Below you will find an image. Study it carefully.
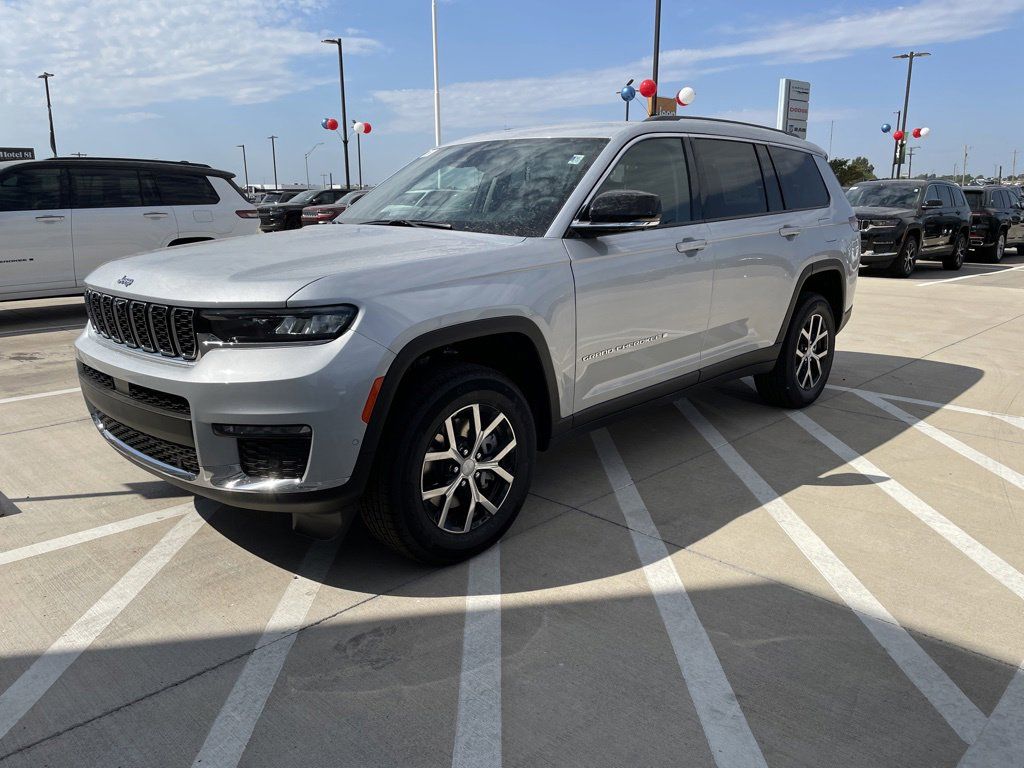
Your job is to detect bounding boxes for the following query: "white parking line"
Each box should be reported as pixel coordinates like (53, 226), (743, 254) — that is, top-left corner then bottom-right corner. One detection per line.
(0, 388), (80, 406)
(918, 264), (1024, 286)
(451, 544), (502, 768)
(191, 539), (338, 768)
(826, 385), (1024, 431)
(677, 400), (987, 743)
(0, 511), (206, 740)
(0, 505), (193, 566)
(958, 664), (1024, 768)
(853, 391), (1024, 493)
(785, 409), (1024, 602)
(592, 428), (770, 768)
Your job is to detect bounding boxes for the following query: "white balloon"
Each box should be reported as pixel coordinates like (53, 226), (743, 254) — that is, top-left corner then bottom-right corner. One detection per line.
(920, 126), (931, 137)
(352, 121), (365, 134)
(676, 86), (696, 106)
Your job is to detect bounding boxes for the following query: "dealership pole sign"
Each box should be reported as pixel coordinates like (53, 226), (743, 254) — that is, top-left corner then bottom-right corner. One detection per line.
(0, 148), (35, 161)
(776, 79), (810, 140)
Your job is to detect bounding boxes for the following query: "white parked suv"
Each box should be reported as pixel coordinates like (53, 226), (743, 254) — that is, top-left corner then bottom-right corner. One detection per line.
(75, 118), (859, 562)
(0, 157), (258, 302)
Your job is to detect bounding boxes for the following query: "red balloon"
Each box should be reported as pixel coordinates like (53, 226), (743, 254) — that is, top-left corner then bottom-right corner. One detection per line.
(892, 130), (904, 141)
(911, 127), (922, 139)
(638, 79), (657, 98)
(325, 118), (339, 130)
(362, 122), (372, 134)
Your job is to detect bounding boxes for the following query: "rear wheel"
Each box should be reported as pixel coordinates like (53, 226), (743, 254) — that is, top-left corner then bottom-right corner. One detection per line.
(985, 231), (1006, 263)
(942, 232), (967, 271)
(887, 234), (919, 278)
(755, 293), (835, 408)
(360, 363), (536, 564)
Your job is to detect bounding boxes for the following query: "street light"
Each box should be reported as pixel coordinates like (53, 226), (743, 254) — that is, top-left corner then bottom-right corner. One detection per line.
(651, 0), (662, 113)
(37, 72), (57, 157)
(321, 38), (351, 188)
(236, 144), (249, 192)
(304, 142), (324, 187)
(892, 51), (930, 178)
(268, 135), (279, 189)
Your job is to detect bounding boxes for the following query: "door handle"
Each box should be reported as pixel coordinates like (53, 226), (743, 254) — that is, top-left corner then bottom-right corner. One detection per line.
(779, 225), (802, 238)
(675, 238), (707, 255)
(35, 215), (64, 222)
(142, 211), (169, 218)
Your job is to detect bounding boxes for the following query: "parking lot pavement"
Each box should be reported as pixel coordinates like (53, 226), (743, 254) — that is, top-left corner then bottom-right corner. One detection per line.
(2, 252), (1024, 767)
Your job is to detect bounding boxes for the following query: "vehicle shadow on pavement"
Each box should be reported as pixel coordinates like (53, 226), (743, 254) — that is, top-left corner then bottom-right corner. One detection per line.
(0, 298), (86, 335)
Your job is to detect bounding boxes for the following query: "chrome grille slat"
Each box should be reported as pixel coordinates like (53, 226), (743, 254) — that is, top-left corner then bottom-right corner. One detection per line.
(84, 292), (197, 362)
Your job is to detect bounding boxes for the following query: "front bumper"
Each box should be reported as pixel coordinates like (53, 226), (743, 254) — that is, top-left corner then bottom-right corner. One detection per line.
(75, 325), (394, 513)
(858, 249), (899, 266)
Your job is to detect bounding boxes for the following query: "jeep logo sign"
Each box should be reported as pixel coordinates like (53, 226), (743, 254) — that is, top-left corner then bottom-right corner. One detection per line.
(0, 147), (35, 161)
(116, 275), (134, 287)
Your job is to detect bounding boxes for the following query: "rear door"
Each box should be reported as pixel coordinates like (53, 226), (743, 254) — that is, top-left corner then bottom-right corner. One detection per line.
(156, 172), (228, 237)
(567, 136), (713, 412)
(0, 164), (74, 296)
(69, 166), (178, 284)
(937, 184), (958, 251)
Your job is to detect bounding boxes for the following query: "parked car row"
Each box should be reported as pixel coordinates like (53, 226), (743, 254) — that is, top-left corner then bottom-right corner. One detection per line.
(258, 187), (370, 232)
(845, 178), (1024, 277)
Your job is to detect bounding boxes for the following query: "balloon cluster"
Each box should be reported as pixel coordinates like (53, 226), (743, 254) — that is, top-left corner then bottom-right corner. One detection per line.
(620, 79), (696, 107)
(352, 121), (372, 135)
(321, 117), (339, 130)
(881, 123), (930, 140)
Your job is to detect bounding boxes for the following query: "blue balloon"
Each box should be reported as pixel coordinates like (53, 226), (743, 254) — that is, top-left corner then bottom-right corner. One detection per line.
(620, 85), (636, 102)
(321, 118), (330, 129)
(881, 123), (892, 133)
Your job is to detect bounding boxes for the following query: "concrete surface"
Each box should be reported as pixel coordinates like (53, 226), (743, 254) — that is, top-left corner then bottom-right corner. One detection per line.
(1, 252), (1024, 767)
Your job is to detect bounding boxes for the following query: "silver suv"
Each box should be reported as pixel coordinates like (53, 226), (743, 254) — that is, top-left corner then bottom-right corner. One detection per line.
(74, 117), (859, 563)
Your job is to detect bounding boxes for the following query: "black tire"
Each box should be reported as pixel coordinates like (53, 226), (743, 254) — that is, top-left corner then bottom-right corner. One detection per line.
(985, 231), (1006, 263)
(360, 363), (536, 564)
(754, 293), (835, 409)
(942, 232), (967, 271)
(887, 233), (919, 278)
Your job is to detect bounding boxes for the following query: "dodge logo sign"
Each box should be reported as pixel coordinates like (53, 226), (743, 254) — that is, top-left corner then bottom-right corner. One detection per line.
(117, 275), (134, 287)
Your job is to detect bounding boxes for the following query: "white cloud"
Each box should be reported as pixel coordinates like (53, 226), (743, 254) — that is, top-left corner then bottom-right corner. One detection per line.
(111, 111), (160, 123)
(0, 0), (381, 118)
(373, 0), (1024, 133)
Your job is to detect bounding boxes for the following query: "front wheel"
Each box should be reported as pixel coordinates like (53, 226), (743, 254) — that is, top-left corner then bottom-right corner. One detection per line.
(942, 232), (967, 271)
(360, 363), (536, 564)
(888, 234), (919, 278)
(755, 293), (835, 408)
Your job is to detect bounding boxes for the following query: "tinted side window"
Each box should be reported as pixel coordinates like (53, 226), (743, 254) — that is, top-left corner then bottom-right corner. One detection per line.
(140, 172), (162, 205)
(71, 168), (143, 208)
(593, 138), (692, 225)
(937, 185), (954, 207)
(767, 146), (829, 210)
(0, 167), (63, 212)
(924, 184), (941, 204)
(693, 139), (767, 220)
(155, 174), (219, 205)
(953, 187), (968, 207)
(998, 190), (1012, 208)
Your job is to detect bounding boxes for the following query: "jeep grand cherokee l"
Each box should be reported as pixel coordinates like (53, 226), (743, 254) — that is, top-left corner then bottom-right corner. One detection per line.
(846, 179), (971, 277)
(75, 117), (858, 563)
(963, 185), (1024, 262)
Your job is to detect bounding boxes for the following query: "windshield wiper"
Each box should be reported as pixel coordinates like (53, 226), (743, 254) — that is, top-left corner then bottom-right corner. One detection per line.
(361, 219), (453, 230)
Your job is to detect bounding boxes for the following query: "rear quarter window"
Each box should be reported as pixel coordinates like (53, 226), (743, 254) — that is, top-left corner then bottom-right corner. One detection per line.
(767, 146), (830, 210)
(155, 174), (220, 205)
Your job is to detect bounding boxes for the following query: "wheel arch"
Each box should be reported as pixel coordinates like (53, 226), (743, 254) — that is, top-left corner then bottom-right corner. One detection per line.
(167, 236), (214, 248)
(775, 260), (846, 345)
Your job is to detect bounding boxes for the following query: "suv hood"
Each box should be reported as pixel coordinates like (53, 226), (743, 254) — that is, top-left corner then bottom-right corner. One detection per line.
(852, 205), (914, 218)
(85, 225), (526, 306)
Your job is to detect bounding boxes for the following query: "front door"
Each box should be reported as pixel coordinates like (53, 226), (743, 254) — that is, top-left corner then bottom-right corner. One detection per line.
(920, 183), (945, 251)
(0, 164), (74, 296)
(567, 137), (713, 413)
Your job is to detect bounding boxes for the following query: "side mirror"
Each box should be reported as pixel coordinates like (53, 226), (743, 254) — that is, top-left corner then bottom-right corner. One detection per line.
(922, 198), (943, 209)
(571, 190), (661, 236)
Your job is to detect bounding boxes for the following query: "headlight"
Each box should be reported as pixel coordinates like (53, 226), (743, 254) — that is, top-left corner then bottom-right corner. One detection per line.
(198, 305), (357, 344)
(862, 218), (898, 228)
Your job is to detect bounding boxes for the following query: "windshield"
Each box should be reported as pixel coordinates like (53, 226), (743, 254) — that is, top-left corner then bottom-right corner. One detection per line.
(845, 184), (922, 208)
(288, 189), (320, 205)
(963, 191), (985, 210)
(261, 192), (283, 204)
(339, 190), (365, 205)
(339, 138), (608, 237)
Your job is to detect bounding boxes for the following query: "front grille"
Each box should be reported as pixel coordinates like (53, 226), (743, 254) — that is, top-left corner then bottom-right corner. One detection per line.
(96, 412), (200, 475)
(85, 290), (198, 361)
(239, 437), (311, 480)
(79, 362), (114, 390)
(127, 383), (191, 416)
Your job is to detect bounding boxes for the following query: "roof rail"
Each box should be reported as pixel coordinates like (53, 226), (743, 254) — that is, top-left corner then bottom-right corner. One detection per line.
(642, 114), (795, 137)
(52, 156), (212, 168)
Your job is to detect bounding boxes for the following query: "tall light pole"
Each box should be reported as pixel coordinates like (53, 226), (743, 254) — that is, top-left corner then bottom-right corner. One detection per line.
(304, 142), (323, 187)
(650, 0), (662, 116)
(906, 146), (917, 179)
(268, 135), (279, 189)
(236, 144), (249, 192)
(889, 110), (901, 178)
(962, 145), (970, 187)
(432, 0), (441, 147)
(892, 51), (930, 179)
(322, 38), (351, 188)
(38, 72), (57, 157)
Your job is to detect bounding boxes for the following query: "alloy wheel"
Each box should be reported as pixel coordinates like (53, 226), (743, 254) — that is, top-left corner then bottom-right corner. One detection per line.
(795, 313), (829, 390)
(420, 403), (517, 534)
(902, 238), (918, 274)
(954, 236), (966, 267)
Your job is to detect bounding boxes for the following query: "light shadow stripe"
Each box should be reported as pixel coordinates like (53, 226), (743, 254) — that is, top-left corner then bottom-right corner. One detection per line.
(191, 539), (338, 768)
(677, 399), (987, 744)
(958, 664), (1024, 768)
(0, 511), (207, 740)
(826, 385), (1024, 431)
(0, 388), (80, 406)
(917, 264), (1024, 286)
(0, 505), (193, 566)
(451, 544), (502, 768)
(592, 428), (769, 768)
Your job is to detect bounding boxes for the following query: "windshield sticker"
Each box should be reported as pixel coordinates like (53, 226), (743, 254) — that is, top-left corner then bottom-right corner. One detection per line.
(568, 154), (585, 166)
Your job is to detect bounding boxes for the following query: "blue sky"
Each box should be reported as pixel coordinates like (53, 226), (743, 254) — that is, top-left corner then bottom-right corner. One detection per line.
(2, 0), (1023, 187)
